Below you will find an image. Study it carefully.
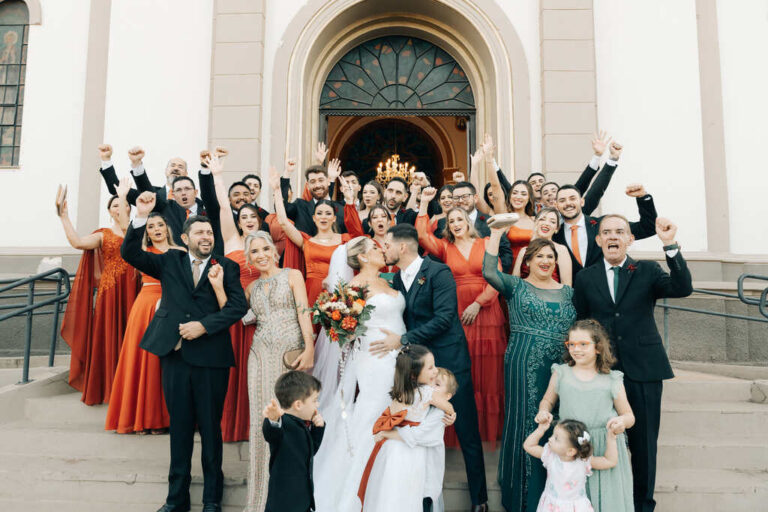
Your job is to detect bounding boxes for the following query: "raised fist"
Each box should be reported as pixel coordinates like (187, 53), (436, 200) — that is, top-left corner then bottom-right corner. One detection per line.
(214, 146), (229, 159)
(135, 191), (156, 217)
(284, 158), (297, 177)
(421, 186), (437, 203)
(199, 150), (211, 168)
(128, 146), (145, 167)
(98, 144), (113, 161)
(625, 183), (647, 198)
(208, 263), (224, 290)
(453, 170), (465, 182)
(609, 141), (623, 160)
(655, 217), (678, 245)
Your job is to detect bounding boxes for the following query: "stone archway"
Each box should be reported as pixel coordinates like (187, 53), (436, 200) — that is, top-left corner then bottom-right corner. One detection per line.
(266, 0), (532, 193)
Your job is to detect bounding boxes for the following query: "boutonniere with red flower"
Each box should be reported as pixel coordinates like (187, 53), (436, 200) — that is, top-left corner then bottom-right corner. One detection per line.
(210, 258), (218, 266)
(627, 263), (637, 272)
(417, 276), (427, 286)
(589, 219), (597, 226)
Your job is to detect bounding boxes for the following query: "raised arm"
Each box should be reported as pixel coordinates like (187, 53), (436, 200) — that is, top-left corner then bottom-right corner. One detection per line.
(483, 135), (508, 214)
(271, 166), (304, 248)
(575, 131), (610, 194)
(207, 263), (229, 308)
(482, 227), (518, 295)
(625, 184), (658, 240)
(652, 218), (693, 299)
(469, 149), (491, 215)
(512, 246), (526, 277)
(126, 146), (156, 193)
(198, 258), (248, 335)
(583, 139), (622, 215)
(120, 192), (165, 278)
(204, 154), (241, 252)
(415, 188), (448, 260)
(114, 177), (133, 233)
(56, 192), (102, 251)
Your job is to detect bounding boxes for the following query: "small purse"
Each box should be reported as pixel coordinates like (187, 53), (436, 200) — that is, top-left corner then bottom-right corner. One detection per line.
(282, 348), (304, 369)
(487, 212), (520, 229)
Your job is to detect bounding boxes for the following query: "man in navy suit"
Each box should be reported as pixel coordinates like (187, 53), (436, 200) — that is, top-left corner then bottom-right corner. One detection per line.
(279, 159), (345, 234)
(121, 192), (248, 512)
(572, 215), (693, 512)
(434, 181), (513, 272)
(373, 224), (488, 512)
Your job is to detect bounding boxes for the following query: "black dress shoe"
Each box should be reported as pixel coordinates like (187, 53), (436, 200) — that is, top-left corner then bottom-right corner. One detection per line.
(470, 504), (488, 512)
(201, 504), (222, 512)
(156, 505), (189, 512)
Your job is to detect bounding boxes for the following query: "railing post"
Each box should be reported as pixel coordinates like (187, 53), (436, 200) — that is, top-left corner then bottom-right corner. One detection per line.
(19, 280), (35, 384)
(663, 298), (669, 355)
(48, 275), (63, 367)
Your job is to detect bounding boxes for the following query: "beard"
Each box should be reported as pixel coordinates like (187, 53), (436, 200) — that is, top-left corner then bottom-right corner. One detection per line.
(311, 186), (329, 200)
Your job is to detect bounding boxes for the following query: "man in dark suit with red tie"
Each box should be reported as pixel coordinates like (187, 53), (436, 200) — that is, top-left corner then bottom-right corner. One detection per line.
(121, 192), (248, 512)
(572, 216), (693, 512)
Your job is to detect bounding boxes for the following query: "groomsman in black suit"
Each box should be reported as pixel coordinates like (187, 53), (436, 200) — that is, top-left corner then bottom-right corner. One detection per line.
(121, 192), (248, 512)
(572, 216), (693, 512)
(279, 158), (345, 234)
(553, 183), (657, 279)
(433, 181), (513, 272)
(374, 224), (488, 512)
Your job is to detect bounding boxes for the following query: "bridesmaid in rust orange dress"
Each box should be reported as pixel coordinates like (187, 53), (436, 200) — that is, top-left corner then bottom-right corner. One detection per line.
(208, 154), (262, 442)
(106, 205), (179, 433)
(58, 184), (139, 406)
(416, 188), (507, 444)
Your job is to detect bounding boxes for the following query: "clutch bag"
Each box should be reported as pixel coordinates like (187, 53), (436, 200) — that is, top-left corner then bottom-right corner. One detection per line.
(487, 212), (520, 229)
(282, 348), (303, 369)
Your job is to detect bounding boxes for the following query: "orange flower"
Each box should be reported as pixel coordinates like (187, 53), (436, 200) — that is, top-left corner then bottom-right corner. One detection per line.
(341, 316), (358, 330)
(355, 298), (366, 307)
(331, 310), (342, 321)
(329, 328), (339, 342)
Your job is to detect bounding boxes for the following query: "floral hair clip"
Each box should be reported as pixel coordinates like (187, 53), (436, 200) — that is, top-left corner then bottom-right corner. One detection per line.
(577, 431), (591, 445)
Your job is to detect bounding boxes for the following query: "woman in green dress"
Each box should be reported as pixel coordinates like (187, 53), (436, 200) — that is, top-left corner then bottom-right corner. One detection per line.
(483, 225), (577, 511)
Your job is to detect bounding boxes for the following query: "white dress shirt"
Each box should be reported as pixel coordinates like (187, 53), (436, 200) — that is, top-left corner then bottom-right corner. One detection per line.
(564, 215), (589, 264)
(468, 208), (478, 224)
(603, 256), (627, 302)
(188, 252), (211, 272)
(400, 256), (424, 292)
(588, 155), (618, 170)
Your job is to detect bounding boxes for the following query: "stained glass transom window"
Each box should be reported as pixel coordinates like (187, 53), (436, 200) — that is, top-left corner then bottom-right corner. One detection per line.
(320, 36), (475, 111)
(0, 0), (28, 167)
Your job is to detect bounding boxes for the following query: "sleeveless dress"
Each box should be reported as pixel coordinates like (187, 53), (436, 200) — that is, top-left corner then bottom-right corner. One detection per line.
(105, 246), (168, 432)
(481, 252), (576, 512)
(314, 292), (406, 512)
(506, 225), (533, 268)
(303, 232), (353, 307)
(221, 249), (260, 442)
(536, 444), (594, 512)
(61, 228), (139, 405)
(243, 269), (304, 512)
(416, 215), (507, 444)
(552, 364), (634, 512)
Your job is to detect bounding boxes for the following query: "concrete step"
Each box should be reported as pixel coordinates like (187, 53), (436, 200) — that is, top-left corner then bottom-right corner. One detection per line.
(659, 400), (768, 437)
(0, 453), (248, 507)
(24, 391), (109, 425)
(654, 468), (768, 511)
(0, 421), (247, 462)
(0, 500), (243, 512)
(657, 436), (768, 471)
(663, 370), (752, 403)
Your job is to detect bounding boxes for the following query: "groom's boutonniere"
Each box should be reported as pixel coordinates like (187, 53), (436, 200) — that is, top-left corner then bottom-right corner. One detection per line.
(589, 219), (597, 226)
(417, 276), (426, 286)
(210, 258), (218, 266)
(627, 263), (637, 272)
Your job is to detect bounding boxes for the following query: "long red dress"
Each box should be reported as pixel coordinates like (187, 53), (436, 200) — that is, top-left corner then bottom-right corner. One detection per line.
(105, 246), (168, 432)
(61, 229), (139, 405)
(416, 215), (507, 444)
(302, 232), (352, 307)
(221, 249), (260, 442)
(506, 225), (533, 269)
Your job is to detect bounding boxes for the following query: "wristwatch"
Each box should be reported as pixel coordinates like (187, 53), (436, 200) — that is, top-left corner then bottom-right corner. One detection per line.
(662, 243), (680, 251)
(400, 333), (409, 346)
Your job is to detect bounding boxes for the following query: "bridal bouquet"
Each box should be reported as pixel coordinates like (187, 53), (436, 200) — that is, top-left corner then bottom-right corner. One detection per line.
(310, 280), (375, 348)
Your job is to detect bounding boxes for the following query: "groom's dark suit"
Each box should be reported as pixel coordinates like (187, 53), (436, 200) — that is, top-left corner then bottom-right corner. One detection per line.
(121, 223), (247, 510)
(572, 252), (692, 512)
(393, 257), (488, 506)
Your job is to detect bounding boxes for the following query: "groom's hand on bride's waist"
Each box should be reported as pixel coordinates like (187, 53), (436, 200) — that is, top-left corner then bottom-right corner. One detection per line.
(368, 328), (402, 357)
(179, 321), (207, 340)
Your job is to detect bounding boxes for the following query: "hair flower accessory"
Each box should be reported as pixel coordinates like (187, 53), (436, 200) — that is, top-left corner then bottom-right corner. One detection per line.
(577, 431), (591, 445)
(417, 276), (427, 286)
(627, 263), (637, 272)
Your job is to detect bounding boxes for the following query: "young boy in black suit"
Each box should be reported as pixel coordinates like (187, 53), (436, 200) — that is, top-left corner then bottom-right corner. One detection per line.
(262, 371), (325, 512)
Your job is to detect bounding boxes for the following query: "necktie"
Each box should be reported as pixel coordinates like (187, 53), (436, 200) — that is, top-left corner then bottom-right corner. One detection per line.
(185, 208), (191, 219)
(192, 259), (203, 287)
(570, 225), (583, 266)
(167, 188), (174, 200)
(611, 266), (620, 302)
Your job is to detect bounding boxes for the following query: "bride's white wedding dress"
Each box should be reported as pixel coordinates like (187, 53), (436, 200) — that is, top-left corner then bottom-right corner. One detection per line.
(313, 290), (406, 512)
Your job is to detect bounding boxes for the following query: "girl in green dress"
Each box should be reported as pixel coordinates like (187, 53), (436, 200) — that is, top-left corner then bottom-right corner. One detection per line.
(535, 319), (635, 511)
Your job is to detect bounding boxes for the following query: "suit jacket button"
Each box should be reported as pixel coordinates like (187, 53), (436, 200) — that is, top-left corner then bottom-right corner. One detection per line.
(617, 335), (623, 340)
(185, 314), (191, 318)
(615, 312), (620, 317)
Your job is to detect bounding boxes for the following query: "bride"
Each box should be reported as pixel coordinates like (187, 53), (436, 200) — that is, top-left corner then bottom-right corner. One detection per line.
(313, 236), (406, 512)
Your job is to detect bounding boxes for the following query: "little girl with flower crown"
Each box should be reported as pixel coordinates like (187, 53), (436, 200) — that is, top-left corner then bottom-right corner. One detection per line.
(534, 319), (635, 511)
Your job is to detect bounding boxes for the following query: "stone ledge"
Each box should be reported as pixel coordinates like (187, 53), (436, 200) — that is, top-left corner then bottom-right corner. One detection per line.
(751, 380), (768, 403)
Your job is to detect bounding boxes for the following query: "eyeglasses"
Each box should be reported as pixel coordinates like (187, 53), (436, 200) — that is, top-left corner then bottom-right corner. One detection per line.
(564, 341), (594, 350)
(452, 194), (474, 202)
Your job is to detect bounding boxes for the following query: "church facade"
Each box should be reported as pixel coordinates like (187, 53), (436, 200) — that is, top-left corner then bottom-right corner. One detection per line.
(0, 0), (765, 278)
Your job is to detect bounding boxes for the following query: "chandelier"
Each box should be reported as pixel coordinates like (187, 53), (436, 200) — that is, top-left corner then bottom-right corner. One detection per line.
(375, 154), (415, 186)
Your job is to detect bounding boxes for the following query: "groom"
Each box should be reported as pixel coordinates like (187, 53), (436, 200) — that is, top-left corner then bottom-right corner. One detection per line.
(373, 223), (488, 512)
(121, 192), (248, 512)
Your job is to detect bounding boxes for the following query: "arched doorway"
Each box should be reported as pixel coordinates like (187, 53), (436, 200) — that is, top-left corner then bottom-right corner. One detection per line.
(320, 36), (474, 187)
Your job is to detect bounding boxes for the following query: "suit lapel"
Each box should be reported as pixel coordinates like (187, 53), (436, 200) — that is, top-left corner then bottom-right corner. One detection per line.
(614, 257), (637, 305)
(585, 216), (599, 264)
(406, 259), (429, 311)
(594, 261), (614, 305)
(180, 253), (196, 291)
(193, 258), (213, 293)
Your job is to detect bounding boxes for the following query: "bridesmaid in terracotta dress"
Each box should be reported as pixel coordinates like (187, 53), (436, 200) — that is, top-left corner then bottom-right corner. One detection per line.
(415, 186), (507, 444)
(512, 206), (573, 286)
(105, 180), (181, 433)
(207, 154), (262, 442)
(58, 181), (139, 405)
(485, 136), (535, 264)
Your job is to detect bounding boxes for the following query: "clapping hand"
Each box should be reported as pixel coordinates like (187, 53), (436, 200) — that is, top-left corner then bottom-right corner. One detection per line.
(128, 146), (145, 168)
(263, 398), (284, 422)
(606, 416), (626, 435)
(655, 217), (677, 246)
(625, 183), (647, 198)
(591, 130), (611, 156)
(135, 191), (156, 218)
(98, 144), (113, 162)
(208, 263), (224, 290)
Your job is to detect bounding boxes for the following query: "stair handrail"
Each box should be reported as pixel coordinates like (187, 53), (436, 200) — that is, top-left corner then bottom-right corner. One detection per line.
(0, 268), (71, 384)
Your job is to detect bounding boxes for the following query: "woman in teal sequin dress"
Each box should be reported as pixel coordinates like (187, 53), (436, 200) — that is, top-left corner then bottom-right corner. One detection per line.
(483, 227), (576, 511)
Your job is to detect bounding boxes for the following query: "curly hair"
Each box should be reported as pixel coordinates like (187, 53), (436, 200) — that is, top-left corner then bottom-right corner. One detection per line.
(557, 419), (593, 460)
(563, 319), (616, 374)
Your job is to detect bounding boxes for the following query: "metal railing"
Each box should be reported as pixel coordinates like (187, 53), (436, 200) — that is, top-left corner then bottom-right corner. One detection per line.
(0, 268), (72, 384)
(658, 273), (768, 353)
